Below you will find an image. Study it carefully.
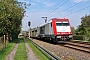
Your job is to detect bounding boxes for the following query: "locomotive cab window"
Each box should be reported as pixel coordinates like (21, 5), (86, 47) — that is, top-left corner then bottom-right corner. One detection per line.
(56, 22), (62, 26)
(63, 23), (69, 26)
(63, 22), (69, 26)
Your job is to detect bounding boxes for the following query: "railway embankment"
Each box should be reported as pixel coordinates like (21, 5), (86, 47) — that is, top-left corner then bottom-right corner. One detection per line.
(26, 38), (52, 60)
(31, 38), (90, 60)
(24, 38), (39, 60)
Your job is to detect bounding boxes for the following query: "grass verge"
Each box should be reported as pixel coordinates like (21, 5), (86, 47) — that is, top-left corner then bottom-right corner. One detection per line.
(14, 38), (27, 60)
(26, 38), (51, 60)
(0, 40), (16, 60)
(72, 40), (90, 42)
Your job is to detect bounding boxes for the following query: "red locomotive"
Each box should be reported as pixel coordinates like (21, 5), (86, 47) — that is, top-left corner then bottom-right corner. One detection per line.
(30, 18), (72, 43)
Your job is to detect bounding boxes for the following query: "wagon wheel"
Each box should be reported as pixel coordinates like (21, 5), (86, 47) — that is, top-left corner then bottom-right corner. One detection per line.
(52, 38), (58, 44)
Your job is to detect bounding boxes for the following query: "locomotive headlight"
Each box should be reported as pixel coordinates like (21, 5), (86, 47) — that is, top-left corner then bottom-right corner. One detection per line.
(36, 35), (37, 37)
(69, 35), (72, 38)
(57, 36), (61, 38)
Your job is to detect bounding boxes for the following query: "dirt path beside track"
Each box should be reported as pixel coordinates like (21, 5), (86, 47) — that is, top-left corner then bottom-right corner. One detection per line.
(5, 43), (18, 60)
(5, 39), (38, 60)
(25, 41), (38, 60)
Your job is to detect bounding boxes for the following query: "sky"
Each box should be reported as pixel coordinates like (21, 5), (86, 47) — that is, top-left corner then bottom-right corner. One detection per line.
(18, 0), (90, 31)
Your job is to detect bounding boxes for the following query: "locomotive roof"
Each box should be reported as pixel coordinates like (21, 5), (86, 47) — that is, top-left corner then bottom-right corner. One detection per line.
(52, 18), (69, 21)
(52, 18), (68, 19)
(38, 20), (52, 27)
(37, 18), (70, 27)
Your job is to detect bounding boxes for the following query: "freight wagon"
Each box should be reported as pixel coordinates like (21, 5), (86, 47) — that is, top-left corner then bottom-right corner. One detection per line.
(30, 18), (72, 43)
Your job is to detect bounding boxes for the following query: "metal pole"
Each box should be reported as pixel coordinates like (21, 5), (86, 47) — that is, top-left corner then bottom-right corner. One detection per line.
(42, 17), (47, 23)
(28, 21), (31, 38)
(29, 26), (30, 38)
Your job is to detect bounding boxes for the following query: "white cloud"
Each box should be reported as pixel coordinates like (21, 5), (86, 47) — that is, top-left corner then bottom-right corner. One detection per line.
(31, 2), (36, 6)
(34, 0), (55, 7)
(34, 0), (43, 2)
(73, 0), (89, 3)
(73, 0), (83, 2)
(42, 2), (55, 7)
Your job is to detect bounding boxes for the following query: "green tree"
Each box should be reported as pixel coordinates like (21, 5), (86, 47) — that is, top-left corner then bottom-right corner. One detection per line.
(0, 0), (29, 41)
(76, 14), (90, 35)
(72, 27), (75, 35)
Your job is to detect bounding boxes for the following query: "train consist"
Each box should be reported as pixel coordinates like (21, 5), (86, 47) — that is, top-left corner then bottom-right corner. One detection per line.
(30, 18), (72, 43)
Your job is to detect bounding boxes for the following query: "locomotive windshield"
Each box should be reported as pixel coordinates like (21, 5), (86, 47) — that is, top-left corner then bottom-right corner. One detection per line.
(63, 23), (69, 26)
(56, 22), (69, 26)
(56, 23), (62, 26)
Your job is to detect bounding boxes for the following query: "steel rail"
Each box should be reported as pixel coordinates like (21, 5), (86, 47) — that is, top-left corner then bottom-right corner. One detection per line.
(60, 41), (90, 53)
(29, 38), (61, 60)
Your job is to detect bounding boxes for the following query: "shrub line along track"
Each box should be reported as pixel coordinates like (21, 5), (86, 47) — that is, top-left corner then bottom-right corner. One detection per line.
(29, 38), (61, 60)
(59, 41), (90, 53)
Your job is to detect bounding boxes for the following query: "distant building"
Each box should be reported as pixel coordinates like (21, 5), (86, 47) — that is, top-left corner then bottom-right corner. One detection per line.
(19, 31), (29, 37)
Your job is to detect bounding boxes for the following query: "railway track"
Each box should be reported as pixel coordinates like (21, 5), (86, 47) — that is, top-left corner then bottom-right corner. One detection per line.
(29, 38), (61, 60)
(59, 41), (90, 53)
(29, 38), (90, 60)
(70, 40), (90, 45)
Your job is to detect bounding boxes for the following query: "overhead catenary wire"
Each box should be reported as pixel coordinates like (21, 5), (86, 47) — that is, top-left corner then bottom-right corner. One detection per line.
(61, 5), (90, 17)
(46, 0), (64, 16)
(47, 0), (69, 16)
(70, 0), (90, 12)
(60, 0), (90, 17)
(49, 0), (85, 18)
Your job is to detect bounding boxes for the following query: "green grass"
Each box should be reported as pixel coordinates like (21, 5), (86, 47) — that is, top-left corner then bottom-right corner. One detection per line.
(0, 42), (15, 60)
(0, 43), (4, 51)
(26, 38), (51, 60)
(81, 40), (90, 42)
(14, 38), (27, 60)
(72, 40), (90, 42)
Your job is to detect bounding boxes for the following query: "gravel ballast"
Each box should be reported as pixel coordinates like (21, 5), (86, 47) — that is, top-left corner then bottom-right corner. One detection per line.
(31, 38), (90, 60)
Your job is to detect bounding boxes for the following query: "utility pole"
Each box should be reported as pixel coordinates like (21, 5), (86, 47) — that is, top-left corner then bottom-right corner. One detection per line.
(42, 17), (47, 23)
(28, 21), (31, 38)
